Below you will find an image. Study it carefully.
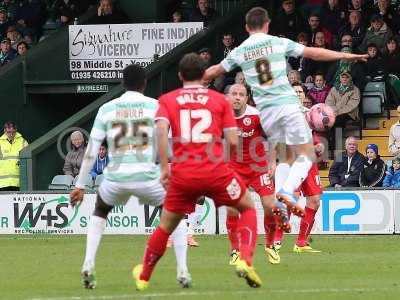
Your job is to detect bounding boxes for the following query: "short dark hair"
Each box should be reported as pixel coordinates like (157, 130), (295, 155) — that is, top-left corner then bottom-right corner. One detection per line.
(4, 121), (16, 129)
(178, 53), (207, 81)
(122, 64), (146, 91)
(245, 7), (270, 30)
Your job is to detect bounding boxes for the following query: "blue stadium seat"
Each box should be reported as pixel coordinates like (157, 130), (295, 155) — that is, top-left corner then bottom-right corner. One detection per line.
(48, 175), (74, 190)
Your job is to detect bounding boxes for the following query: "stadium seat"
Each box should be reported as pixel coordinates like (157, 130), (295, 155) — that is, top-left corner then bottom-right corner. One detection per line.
(48, 175), (74, 190)
(94, 174), (104, 189)
(72, 174), (94, 190)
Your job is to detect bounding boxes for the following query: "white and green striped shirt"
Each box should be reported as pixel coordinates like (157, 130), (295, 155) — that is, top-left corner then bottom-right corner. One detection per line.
(221, 32), (305, 110)
(76, 91), (159, 187)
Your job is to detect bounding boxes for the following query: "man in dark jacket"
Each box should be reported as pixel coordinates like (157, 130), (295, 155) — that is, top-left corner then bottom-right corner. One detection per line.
(329, 136), (364, 187)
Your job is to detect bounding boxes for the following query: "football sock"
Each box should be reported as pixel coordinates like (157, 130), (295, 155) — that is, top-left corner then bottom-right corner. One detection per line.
(83, 215), (106, 268)
(226, 214), (239, 251)
(282, 155), (312, 194)
(297, 206), (317, 246)
(170, 219), (188, 273)
(275, 163), (290, 193)
(140, 226), (170, 281)
(264, 212), (276, 248)
(274, 210), (291, 243)
(237, 208), (257, 266)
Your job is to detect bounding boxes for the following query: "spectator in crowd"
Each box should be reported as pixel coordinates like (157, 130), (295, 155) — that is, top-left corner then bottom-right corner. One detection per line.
(90, 142), (109, 180)
(383, 37), (400, 77)
(338, 33), (356, 52)
(198, 47), (212, 67)
(93, 0), (128, 24)
(307, 72), (331, 104)
(365, 42), (385, 79)
(63, 130), (86, 177)
(320, 0), (346, 37)
(0, 8), (12, 38)
(388, 105), (400, 156)
(338, 11), (366, 50)
(171, 10), (183, 22)
(270, 0), (306, 40)
(5, 25), (22, 50)
(214, 32), (237, 90)
(359, 143), (386, 187)
(329, 136), (364, 187)
(288, 69), (302, 85)
(288, 32), (309, 71)
(52, 0), (88, 23)
(0, 121), (28, 191)
(234, 71), (245, 85)
(359, 13), (393, 52)
(301, 31), (332, 82)
(188, 0), (219, 27)
(16, 40), (28, 56)
(0, 37), (16, 66)
(325, 71), (360, 126)
(1, 0), (18, 21)
(347, 0), (372, 24)
(302, 94), (314, 109)
(292, 82), (308, 104)
(14, 0), (46, 36)
(305, 12), (333, 48)
(382, 156), (400, 187)
(371, 0), (399, 35)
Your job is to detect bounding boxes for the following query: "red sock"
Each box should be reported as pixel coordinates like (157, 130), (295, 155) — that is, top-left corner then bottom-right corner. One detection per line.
(296, 206), (317, 247)
(264, 213), (275, 248)
(237, 208), (257, 266)
(273, 210), (291, 243)
(226, 215), (239, 251)
(140, 226), (170, 281)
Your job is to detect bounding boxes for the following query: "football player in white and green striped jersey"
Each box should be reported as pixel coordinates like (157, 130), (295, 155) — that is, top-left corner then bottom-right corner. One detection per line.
(204, 6), (368, 230)
(70, 64), (191, 290)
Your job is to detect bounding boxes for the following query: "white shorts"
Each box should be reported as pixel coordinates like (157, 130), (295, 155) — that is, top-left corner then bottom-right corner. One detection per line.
(98, 178), (165, 207)
(260, 104), (312, 146)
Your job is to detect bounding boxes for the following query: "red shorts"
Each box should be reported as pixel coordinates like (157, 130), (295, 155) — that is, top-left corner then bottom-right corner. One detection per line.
(299, 163), (323, 197)
(164, 164), (247, 214)
(235, 167), (274, 197)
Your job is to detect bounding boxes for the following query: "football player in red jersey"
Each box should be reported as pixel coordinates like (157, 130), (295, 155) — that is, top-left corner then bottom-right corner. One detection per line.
(225, 83), (280, 265)
(133, 53), (262, 291)
(273, 83), (323, 254)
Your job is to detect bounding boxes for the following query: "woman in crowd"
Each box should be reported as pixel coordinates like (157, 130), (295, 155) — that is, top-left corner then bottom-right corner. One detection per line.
(63, 130), (86, 178)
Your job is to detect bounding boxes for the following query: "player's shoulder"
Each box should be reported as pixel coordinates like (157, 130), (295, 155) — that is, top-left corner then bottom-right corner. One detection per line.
(243, 105), (260, 116)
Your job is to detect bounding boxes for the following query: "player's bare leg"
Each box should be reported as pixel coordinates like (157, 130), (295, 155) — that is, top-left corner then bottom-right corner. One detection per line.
(233, 190), (262, 288)
(276, 143), (316, 218)
(261, 194), (280, 264)
(81, 194), (113, 289)
(226, 206), (240, 265)
(134, 209), (186, 291)
(294, 195), (321, 253)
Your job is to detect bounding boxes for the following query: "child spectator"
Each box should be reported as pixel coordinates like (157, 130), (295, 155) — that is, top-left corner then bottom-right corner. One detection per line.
(307, 72), (331, 104)
(171, 10), (183, 22)
(383, 156), (400, 187)
(16, 40), (28, 56)
(383, 37), (400, 77)
(359, 143), (386, 187)
(288, 32), (308, 71)
(90, 142), (109, 180)
(365, 43), (385, 79)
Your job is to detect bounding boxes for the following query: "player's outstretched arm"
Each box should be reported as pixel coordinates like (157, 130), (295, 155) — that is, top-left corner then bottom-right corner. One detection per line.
(156, 120), (170, 189)
(303, 47), (369, 62)
(203, 64), (226, 82)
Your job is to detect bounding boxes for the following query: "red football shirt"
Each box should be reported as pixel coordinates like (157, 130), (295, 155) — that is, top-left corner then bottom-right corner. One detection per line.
(155, 85), (237, 174)
(230, 105), (268, 173)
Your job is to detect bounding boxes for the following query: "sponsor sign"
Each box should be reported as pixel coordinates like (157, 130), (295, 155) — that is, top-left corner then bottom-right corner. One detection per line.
(0, 194), (215, 235)
(68, 22), (203, 80)
(219, 190), (395, 234)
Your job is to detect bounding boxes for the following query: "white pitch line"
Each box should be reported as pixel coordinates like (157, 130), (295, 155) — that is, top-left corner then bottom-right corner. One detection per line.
(27, 286), (399, 300)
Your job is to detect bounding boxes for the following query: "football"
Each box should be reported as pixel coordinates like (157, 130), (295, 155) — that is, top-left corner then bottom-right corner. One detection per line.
(305, 103), (336, 132)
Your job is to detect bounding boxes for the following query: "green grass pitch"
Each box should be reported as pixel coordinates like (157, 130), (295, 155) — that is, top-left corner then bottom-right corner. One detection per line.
(1, 235), (399, 300)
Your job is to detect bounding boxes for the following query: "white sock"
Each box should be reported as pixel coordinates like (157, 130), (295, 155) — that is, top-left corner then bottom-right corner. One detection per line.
(282, 155), (312, 194)
(171, 219), (188, 273)
(83, 215), (106, 270)
(275, 163), (290, 194)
